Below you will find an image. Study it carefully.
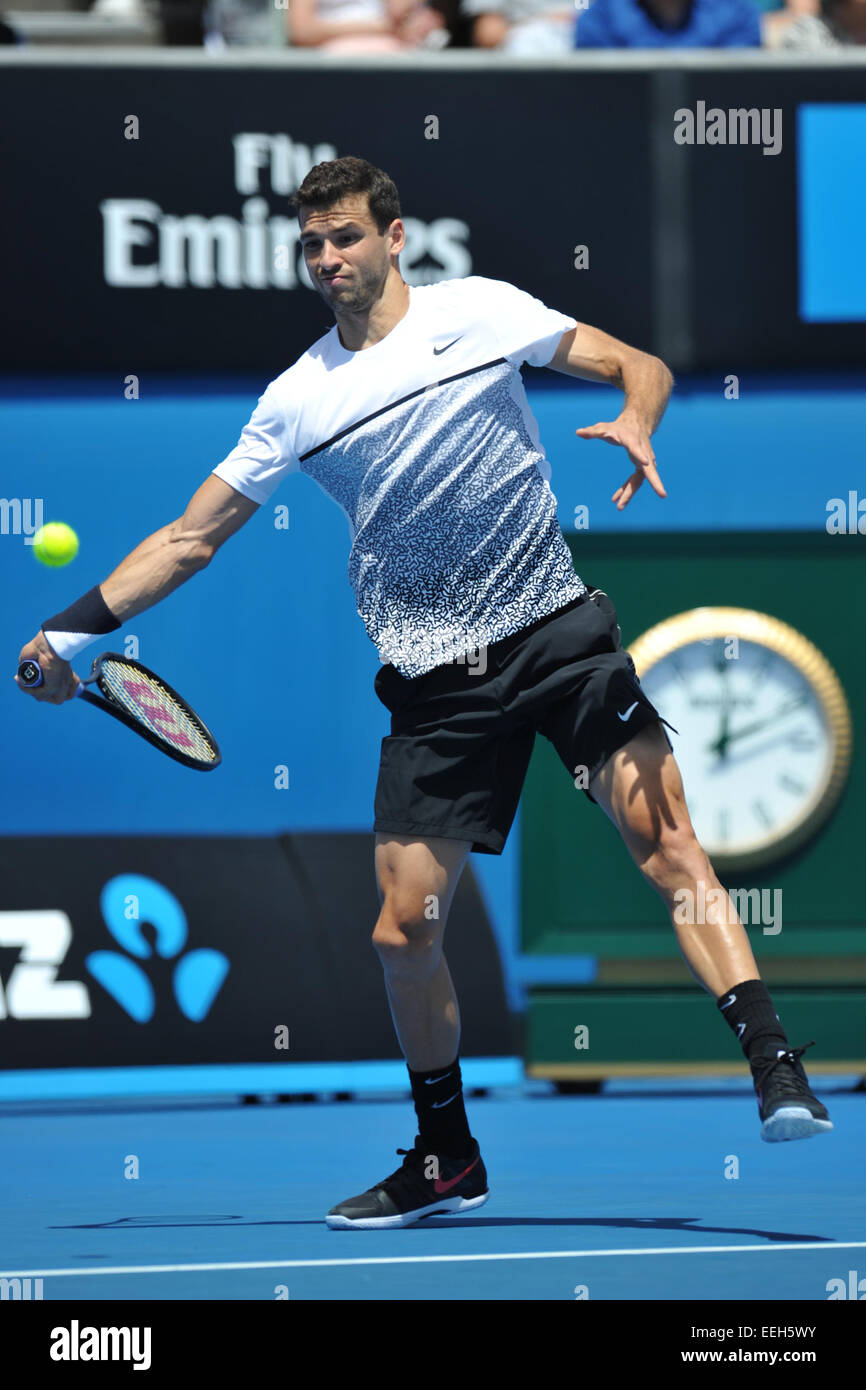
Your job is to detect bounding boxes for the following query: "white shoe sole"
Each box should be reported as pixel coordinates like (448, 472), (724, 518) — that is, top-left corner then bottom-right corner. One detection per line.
(326, 1191), (489, 1230)
(761, 1107), (834, 1142)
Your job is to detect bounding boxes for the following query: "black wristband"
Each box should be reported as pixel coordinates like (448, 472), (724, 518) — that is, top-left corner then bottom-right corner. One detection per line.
(41, 585), (121, 661)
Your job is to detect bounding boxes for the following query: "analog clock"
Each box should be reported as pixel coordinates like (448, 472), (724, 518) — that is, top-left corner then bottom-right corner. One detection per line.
(628, 608), (852, 871)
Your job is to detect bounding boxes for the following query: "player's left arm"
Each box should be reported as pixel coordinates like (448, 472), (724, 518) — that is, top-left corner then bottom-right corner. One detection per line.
(547, 323), (674, 511)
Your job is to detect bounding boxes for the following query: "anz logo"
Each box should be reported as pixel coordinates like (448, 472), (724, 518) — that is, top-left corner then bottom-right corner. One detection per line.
(0, 910), (89, 1020)
(0, 875), (229, 1022)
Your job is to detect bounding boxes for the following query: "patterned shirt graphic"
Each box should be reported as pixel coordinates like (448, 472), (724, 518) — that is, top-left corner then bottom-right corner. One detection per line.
(214, 276), (586, 678)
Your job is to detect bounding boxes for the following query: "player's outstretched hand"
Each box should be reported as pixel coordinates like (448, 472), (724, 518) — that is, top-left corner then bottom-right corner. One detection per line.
(15, 632), (80, 704)
(576, 416), (667, 511)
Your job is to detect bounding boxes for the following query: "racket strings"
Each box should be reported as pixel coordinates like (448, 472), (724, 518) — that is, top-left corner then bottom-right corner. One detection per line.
(98, 661), (218, 763)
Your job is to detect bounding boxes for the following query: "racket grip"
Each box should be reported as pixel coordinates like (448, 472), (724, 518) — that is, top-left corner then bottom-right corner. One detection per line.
(17, 659), (85, 698)
(18, 659), (43, 688)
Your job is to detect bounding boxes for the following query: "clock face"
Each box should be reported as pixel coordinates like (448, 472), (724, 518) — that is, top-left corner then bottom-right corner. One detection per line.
(630, 610), (852, 870)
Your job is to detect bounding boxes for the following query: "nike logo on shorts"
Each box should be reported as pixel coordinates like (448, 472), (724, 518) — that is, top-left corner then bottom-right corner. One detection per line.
(433, 336), (462, 355)
(617, 701), (639, 722)
(737, 1022), (747, 1038)
(433, 1156), (480, 1194)
(720, 993), (737, 1010)
(425, 1073), (452, 1085)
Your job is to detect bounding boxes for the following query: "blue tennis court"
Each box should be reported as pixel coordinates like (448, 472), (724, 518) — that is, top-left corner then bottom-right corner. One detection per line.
(3, 1078), (863, 1301)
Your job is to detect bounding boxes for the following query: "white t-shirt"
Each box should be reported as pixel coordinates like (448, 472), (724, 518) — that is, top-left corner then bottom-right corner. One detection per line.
(214, 275), (586, 678)
(315, 0), (385, 24)
(461, 0), (572, 25)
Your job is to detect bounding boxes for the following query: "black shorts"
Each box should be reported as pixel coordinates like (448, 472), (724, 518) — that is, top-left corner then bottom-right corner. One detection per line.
(372, 588), (673, 856)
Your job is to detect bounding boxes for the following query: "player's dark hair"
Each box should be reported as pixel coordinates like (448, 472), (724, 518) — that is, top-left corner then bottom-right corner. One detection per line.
(290, 157), (401, 234)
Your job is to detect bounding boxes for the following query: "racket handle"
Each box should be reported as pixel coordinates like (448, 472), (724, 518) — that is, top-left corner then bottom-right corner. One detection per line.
(18, 659), (43, 688)
(17, 659), (84, 697)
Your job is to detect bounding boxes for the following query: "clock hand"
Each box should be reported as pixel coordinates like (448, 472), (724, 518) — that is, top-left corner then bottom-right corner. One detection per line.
(705, 694), (810, 754)
(714, 729), (808, 772)
(709, 647), (733, 761)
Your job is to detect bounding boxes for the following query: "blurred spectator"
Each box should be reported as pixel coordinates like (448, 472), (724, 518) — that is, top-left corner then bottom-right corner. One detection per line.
(757, 0), (820, 46)
(203, 0), (282, 44)
(155, 0), (205, 42)
(780, 0), (866, 44)
(90, 0), (166, 32)
(575, 0), (761, 46)
(286, 0), (449, 48)
(91, 0), (202, 42)
(463, 0), (576, 53)
(435, 0), (474, 42)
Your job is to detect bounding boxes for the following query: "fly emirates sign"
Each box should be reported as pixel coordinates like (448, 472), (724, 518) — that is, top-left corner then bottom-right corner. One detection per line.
(100, 133), (471, 292)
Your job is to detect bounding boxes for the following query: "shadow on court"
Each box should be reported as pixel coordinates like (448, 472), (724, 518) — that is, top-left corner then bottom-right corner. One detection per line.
(47, 1213), (834, 1243)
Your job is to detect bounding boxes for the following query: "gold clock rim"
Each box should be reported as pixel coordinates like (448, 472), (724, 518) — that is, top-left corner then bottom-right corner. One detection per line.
(627, 607), (853, 873)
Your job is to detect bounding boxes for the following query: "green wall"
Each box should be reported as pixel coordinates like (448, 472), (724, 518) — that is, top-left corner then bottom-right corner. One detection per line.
(521, 532), (866, 1069)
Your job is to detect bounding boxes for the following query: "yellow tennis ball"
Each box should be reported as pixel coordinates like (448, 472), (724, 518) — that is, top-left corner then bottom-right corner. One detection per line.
(33, 522), (79, 567)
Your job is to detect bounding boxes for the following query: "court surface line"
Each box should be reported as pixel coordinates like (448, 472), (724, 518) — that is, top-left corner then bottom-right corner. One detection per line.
(4, 1241), (866, 1278)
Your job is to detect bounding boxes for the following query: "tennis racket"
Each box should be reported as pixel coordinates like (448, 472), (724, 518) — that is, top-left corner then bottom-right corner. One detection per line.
(17, 651), (221, 771)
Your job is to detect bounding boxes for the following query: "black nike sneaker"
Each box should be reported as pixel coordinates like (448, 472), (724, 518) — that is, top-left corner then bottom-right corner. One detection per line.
(326, 1134), (489, 1229)
(753, 1042), (834, 1142)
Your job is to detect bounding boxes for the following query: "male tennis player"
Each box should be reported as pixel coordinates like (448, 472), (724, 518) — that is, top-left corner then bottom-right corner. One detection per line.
(18, 156), (832, 1230)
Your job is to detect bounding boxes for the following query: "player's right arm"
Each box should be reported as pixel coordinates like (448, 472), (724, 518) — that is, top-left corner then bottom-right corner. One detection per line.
(16, 477), (258, 705)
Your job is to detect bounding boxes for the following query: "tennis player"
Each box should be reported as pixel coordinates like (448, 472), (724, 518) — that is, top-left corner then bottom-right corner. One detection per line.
(17, 156), (832, 1230)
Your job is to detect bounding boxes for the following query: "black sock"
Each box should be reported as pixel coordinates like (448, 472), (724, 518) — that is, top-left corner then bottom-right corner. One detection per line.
(408, 1056), (473, 1156)
(717, 979), (789, 1068)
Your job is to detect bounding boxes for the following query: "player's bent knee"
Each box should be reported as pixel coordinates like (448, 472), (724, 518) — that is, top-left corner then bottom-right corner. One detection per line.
(640, 823), (711, 891)
(371, 903), (443, 972)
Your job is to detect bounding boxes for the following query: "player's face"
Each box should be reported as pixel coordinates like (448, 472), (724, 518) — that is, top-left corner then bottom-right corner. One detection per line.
(299, 196), (398, 314)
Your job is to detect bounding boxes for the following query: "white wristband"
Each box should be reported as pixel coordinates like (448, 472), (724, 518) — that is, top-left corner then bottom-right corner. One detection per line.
(41, 629), (101, 662)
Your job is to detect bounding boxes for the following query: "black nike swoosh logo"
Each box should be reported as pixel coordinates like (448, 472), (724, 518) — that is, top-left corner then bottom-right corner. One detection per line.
(433, 336), (463, 355)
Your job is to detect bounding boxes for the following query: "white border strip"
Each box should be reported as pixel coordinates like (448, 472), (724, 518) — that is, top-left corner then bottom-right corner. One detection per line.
(4, 1241), (866, 1277)
(1, 48), (866, 69)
